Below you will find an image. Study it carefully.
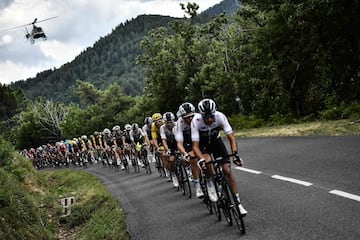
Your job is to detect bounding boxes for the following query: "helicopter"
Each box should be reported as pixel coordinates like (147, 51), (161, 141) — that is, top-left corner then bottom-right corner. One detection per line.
(3, 16), (58, 44)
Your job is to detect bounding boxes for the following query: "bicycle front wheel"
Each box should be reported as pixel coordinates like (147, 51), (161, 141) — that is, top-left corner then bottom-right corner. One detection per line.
(223, 179), (246, 234)
(180, 163), (192, 198)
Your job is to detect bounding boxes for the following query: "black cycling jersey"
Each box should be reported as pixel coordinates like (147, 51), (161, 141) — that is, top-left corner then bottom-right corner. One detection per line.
(123, 131), (132, 144)
(114, 132), (123, 147)
(163, 126), (177, 150)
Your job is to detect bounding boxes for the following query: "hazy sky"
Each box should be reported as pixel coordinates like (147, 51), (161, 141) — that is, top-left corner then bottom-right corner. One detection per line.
(0, 0), (222, 85)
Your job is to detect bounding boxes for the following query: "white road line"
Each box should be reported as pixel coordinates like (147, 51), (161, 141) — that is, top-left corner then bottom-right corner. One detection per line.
(271, 175), (313, 186)
(329, 190), (360, 202)
(234, 167), (262, 174)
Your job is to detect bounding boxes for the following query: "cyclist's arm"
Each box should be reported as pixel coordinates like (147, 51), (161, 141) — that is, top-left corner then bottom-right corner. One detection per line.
(226, 132), (238, 154)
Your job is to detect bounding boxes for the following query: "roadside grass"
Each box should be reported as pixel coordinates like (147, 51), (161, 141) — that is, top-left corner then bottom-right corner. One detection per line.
(1, 134), (129, 240)
(42, 169), (130, 239)
(234, 119), (360, 137)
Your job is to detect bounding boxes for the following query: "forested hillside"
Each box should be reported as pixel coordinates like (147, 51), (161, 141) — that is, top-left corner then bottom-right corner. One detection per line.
(12, 0), (240, 104)
(12, 15), (176, 103)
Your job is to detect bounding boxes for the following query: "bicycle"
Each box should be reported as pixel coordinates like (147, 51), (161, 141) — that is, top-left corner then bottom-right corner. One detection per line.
(139, 143), (152, 174)
(154, 150), (165, 177)
(130, 145), (140, 173)
(174, 153), (192, 198)
(198, 153), (246, 234)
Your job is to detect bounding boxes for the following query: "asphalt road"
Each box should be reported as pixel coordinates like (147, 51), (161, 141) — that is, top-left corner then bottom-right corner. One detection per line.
(85, 136), (360, 240)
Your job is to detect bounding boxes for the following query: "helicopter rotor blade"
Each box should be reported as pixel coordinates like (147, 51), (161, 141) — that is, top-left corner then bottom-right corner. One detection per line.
(35, 16), (58, 24)
(0, 16), (58, 32)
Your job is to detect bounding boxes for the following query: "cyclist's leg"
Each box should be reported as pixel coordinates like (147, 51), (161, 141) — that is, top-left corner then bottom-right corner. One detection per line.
(212, 138), (247, 215)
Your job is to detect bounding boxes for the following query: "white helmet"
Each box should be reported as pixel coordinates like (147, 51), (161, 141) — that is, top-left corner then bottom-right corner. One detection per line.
(112, 125), (121, 131)
(144, 117), (153, 125)
(103, 128), (111, 134)
(178, 102), (195, 118)
(132, 123), (139, 130)
(198, 98), (216, 115)
(124, 124), (132, 131)
(163, 112), (175, 123)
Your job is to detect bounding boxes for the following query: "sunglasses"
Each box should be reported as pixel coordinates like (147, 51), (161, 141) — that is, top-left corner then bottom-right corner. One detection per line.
(203, 114), (215, 120)
(183, 114), (194, 120)
(166, 121), (174, 124)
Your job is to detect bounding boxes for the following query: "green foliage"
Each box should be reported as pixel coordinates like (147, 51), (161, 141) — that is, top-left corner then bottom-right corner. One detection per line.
(320, 103), (360, 121)
(228, 114), (265, 130)
(0, 149), (53, 239)
(0, 136), (13, 169)
(14, 99), (68, 148)
(0, 84), (27, 122)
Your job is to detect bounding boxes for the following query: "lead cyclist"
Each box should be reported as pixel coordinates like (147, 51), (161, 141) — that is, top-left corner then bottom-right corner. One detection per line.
(191, 98), (247, 216)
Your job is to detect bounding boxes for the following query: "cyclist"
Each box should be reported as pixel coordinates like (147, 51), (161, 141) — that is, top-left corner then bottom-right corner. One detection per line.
(174, 102), (204, 198)
(122, 124), (133, 165)
(191, 98), (247, 216)
(151, 112), (169, 179)
(103, 128), (117, 165)
(112, 125), (125, 169)
(142, 117), (153, 146)
(160, 112), (179, 187)
(130, 123), (146, 167)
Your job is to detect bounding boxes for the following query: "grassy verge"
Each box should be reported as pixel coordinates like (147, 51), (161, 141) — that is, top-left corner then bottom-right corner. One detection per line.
(0, 136), (129, 240)
(43, 170), (129, 239)
(234, 119), (360, 137)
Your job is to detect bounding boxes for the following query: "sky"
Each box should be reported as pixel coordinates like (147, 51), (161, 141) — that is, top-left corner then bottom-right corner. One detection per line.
(0, 0), (222, 85)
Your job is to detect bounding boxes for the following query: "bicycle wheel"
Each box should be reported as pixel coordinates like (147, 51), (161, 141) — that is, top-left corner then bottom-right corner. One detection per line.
(200, 175), (213, 214)
(142, 150), (152, 174)
(155, 153), (165, 177)
(212, 180), (222, 221)
(219, 180), (233, 226)
(180, 163), (192, 198)
(225, 181), (246, 234)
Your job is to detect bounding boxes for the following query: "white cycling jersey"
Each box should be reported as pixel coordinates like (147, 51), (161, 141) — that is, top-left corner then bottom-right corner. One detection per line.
(174, 113), (201, 142)
(191, 111), (233, 143)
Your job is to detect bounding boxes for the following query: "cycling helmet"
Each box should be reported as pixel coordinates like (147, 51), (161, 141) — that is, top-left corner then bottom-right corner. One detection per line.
(132, 123), (139, 131)
(163, 112), (175, 123)
(124, 124), (132, 131)
(103, 128), (111, 135)
(81, 135), (87, 140)
(112, 125), (121, 131)
(198, 98), (216, 115)
(152, 113), (162, 121)
(178, 102), (195, 118)
(144, 116), (153, 125)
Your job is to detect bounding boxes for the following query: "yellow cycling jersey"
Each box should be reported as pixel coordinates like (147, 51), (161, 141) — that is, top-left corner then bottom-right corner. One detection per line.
(151, 121), (163, 140)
